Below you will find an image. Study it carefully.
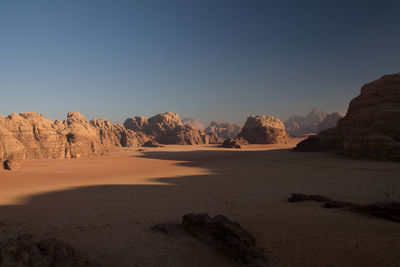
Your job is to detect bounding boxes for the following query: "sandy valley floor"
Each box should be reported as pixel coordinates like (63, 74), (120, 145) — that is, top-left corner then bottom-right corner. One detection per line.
(1, 140), (400, 267)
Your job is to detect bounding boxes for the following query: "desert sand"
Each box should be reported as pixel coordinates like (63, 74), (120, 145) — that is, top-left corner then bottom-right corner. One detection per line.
(1, 139), (400, 266)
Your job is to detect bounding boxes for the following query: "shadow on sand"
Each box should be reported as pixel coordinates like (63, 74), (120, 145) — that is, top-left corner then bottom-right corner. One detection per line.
(1, 148), (399, 266)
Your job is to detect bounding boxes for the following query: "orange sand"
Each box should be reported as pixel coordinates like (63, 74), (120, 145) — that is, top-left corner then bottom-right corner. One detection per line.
(0, 140), (399, 266)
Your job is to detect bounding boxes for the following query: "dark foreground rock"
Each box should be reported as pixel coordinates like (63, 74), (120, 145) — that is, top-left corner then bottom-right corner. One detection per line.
(222, 137), (250, 148)
(288, 193), (332, 203)
(0, 234), (99, 267)
(182, 213), (268, 266)
(288, 193), (400, 222)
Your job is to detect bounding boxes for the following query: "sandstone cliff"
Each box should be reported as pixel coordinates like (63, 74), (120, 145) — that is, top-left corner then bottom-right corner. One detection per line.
(0, 112), (146, 170)
(124, 112), (209, 145)
(294, 73), (400, 161)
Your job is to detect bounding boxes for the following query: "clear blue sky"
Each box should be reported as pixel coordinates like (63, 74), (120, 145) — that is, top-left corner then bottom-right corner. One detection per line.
(1, 0), (399, 125)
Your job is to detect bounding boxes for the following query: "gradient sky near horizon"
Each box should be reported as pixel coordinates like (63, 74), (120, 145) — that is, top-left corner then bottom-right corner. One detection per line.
(1, 0), (399, 125)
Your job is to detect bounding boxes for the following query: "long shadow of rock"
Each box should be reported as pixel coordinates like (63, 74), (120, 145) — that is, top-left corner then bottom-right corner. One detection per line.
(0, 149), (286, 267)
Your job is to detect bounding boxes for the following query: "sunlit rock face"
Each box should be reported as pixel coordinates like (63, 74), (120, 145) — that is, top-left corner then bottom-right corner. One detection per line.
(0, 112), (145, 170)
(294, 73), (400, 161)
(238, 115), (290, 144)
(205, 121), (242, 144)
(124, 112), (209, 145)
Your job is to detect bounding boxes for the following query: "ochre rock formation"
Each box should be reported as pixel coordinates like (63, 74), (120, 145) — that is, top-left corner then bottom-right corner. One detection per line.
(124, 112), (209, 145)
(238, 115), (290, 144)
(294, 73), (400, 161)
(0, 112), (146, 170)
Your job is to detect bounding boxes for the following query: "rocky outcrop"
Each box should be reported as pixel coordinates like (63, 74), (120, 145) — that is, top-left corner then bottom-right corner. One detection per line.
(222, 137), (249, 148)
(238, 115), (290, 144)
(90, 118), (149, 149)
(0, 234), (99, 266)
(182, 118), (206, 131)
(316, 112), (344, 133)
(182, 213), (268, 266)
(0, 112), (146, 170)
(284, 108), (328, 137)
(142, 140), (164, 147)
(294, 73), (400, 161)
(288, 193), (400, 222)
(124, 112), (209, 145)
(205, 121), (242, 144)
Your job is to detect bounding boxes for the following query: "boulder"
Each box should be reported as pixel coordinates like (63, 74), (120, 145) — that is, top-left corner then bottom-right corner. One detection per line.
(3, 157), (23, 170)
(182, 213), (268, 266)
(142, 140), (164, 147)
(222, 137), (249, 148)
(238, 115), (290, 144)
(294, 73), (400, 161)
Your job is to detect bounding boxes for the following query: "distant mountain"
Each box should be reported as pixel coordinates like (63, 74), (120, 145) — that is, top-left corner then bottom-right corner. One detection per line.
(205, 121), (242, 143)
(316, 112), (344, 133)
(182, 118), (206, 131)
(284, 108), (328, 137)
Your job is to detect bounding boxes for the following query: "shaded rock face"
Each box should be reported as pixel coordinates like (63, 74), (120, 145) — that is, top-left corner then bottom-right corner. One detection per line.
(238, 116), (290, 144)
(124, 112), (209, 145)
(0, 112), (146, 170)
(0, 234), (99, 266)
(284, 108), (328, 137)
(294, 73), (400, 161)
(182, 118), (206, 131)
(205, 121), (242, 144)
(222, 137), (249, 148)
(182, 213), (268, 267)
(316, 112), (344, 133)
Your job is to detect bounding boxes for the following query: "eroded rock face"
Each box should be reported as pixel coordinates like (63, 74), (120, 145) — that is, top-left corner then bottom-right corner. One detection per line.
(0, 112), (147, 170)
(284, 108), (328, 137)
(124, 112), (209, 145)
(182, 213), (268, 266)
(0, 234), (99, 266)
(238, 115), (290, 144)
(222, 137), (249, 148)
(205, 121), (242, 144)
(294, 74), (400, 161)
